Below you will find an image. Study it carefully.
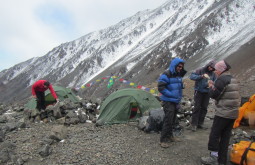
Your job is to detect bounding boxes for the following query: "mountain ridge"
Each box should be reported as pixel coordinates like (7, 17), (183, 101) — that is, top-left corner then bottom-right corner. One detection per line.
(0, 0), (255, 103)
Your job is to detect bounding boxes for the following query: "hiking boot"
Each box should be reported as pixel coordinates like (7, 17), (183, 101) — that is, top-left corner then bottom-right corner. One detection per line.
(187, 125), (197, 132)
(160, 142), (171, 148)
(43, 118), (48, 123)
(191, 125), (197, 131)
(201, 155), (218, 165)
(34, 116), (41, 123)
(169, 136), (182, 142)
(198, 125), (208, 130)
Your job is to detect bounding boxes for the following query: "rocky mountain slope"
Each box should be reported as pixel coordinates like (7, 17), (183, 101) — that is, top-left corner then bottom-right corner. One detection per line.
(0, 0), (255, 103)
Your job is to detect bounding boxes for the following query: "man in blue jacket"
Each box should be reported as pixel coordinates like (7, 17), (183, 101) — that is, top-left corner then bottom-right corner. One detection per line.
(189, 60), (216, 131)
(158, 58), (186, 148)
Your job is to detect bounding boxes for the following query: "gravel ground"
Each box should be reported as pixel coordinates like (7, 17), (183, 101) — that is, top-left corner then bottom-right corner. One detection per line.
(5, 119), (215, 165)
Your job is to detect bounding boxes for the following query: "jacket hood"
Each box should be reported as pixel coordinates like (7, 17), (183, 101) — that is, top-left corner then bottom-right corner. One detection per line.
(215, 60), (231, 74)
(169, 58), (185, 74)
(205, 60), (216, 69)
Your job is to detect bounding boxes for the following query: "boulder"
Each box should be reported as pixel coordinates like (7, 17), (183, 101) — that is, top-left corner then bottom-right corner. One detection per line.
(49, 125), (68, 141)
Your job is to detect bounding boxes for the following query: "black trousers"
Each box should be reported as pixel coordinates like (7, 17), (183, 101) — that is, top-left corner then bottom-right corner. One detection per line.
(160, 101), (177, 142)
(191, 91), (210, 126)
(35, 91), (46, 111)
(208, 115), (235, 164)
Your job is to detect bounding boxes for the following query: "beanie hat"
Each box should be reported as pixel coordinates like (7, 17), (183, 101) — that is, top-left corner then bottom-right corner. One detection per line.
(214, 60), (230, 73)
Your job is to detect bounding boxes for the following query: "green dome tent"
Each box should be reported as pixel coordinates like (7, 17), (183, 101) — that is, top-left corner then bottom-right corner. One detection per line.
(96, 88), (162, 126)
(25, 85), (80, 109)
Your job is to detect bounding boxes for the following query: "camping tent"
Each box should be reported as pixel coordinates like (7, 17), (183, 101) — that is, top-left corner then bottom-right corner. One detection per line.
(25, 85), (80, 109)
(96, 88), (162, 125)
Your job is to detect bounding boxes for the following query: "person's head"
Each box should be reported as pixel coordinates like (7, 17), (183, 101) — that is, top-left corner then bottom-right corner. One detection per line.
(43, 81), (50, 89)
(214, 60), (231, 76)
(175, 62), (184, 73)
(206, 60), (216, 72)
(169, 58), (185, 74)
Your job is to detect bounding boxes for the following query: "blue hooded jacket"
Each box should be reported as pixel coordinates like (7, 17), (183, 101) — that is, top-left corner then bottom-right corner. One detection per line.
(158, 58), (186, 103)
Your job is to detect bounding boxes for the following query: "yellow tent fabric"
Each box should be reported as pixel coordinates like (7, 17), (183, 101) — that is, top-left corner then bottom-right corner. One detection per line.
(234, 94), (255, 128)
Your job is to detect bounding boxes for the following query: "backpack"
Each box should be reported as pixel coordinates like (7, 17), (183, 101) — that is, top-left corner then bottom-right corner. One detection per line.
(230, 140), (255, 165)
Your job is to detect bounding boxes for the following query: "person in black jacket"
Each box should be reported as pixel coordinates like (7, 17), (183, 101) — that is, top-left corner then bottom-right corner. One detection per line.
(157, 58), (187, 148)
(189, 60), (216, 131)
(201, 60), (240, 165)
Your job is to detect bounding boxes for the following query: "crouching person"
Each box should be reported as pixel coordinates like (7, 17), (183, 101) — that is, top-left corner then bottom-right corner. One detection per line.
(201, 60), (240, 165)
(157, 58), (186, 148)
(32, 80), (59, 111)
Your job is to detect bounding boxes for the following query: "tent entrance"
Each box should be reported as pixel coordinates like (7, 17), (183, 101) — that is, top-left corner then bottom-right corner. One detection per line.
(129, 102), (141, 120)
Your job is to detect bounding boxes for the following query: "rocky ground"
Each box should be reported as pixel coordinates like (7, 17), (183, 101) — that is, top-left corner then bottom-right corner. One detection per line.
(0, 79), (255, 165)
(3, 120), (213, 165)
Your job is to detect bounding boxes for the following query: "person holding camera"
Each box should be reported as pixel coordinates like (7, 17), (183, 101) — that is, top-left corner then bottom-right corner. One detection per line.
(189, 60), (216, 131)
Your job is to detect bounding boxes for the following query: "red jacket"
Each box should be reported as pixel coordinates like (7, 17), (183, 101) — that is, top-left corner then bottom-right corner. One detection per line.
(31, 80), (58, 99)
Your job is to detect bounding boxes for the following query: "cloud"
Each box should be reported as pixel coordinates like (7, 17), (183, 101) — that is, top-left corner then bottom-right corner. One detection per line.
(35, 2), (76, 38)
(0, 0), (63, 70)
(0, 0), (166, 71)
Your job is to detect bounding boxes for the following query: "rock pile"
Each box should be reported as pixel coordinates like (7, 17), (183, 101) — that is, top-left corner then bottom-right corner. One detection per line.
(0, 99), (99, 164)
(24, 99), (99, 125)
(138, 97), (194, 133)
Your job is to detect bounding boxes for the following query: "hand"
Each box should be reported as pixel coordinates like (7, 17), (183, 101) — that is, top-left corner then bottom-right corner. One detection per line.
(32, 95), (37, 99)
(208, 80), (214, 84)
(203, 74), (210, 79)
(56, 99), (59, 102)
(208, 80), (214, 88)
(182, 82), (187, 89)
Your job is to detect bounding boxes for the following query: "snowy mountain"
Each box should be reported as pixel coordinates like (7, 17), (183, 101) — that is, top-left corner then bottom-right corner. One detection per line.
(0, 0), (255, 103)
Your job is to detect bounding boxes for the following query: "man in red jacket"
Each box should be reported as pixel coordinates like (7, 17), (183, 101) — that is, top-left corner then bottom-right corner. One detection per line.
(32, 80), (58, 111)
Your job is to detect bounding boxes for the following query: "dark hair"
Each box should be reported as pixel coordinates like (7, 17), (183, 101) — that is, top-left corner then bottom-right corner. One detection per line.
(44, 81), (50, 87)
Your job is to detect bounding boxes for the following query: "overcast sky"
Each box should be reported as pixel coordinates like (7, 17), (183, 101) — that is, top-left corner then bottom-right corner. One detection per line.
(0, 0), (167, 71)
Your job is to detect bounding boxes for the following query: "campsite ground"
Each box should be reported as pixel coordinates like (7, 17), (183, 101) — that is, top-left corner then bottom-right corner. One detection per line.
(2, 79), (255, 165)
(6, 116), (214, 165)
(6, 111), (238, 165)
